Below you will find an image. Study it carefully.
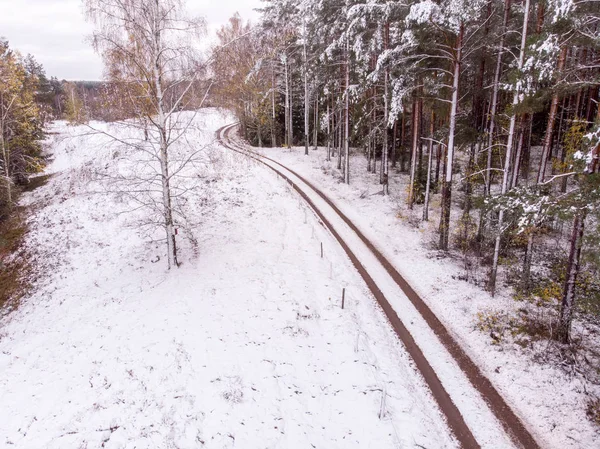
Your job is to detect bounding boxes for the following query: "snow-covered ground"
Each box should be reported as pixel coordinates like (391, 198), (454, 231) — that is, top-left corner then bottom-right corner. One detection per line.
(1, 110), (459, 449)
(259, 144), (600, 449)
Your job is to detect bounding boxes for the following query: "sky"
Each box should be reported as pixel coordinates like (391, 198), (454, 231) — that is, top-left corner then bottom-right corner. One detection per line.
(0, 0), (262, 81)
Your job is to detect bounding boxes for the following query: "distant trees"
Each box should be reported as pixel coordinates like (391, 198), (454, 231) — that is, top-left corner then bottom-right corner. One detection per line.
(219, 0), (600, 344)
(63, 82), (87, 125)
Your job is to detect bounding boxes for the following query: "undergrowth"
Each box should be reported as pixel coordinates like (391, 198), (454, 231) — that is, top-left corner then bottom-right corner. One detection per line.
(0, 175), (51, 315)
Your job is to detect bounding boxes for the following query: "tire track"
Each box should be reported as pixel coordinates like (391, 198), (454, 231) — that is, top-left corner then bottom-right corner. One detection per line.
(215, 124), (542, 449)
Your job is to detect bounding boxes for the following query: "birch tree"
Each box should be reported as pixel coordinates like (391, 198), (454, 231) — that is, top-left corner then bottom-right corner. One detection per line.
(84, 0), (206, 269)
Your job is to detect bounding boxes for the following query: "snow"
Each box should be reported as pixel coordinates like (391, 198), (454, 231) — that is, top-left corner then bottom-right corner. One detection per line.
(236, 142), (516, 448)
(259, 143), (600, 449)
(405, 0), (487, 34)
(1, 109), (460, 448)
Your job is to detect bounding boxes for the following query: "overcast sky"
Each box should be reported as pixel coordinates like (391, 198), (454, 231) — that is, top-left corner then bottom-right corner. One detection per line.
(0, 0), (262, 80)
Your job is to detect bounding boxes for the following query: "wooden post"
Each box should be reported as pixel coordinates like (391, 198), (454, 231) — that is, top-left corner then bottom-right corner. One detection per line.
(341, 288), (346, 309)
(321, 242), (323, 258)
(379, 387), (387, 419)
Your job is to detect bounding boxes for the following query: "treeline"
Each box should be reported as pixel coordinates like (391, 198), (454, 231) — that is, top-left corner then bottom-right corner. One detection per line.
(211, 1), (600, 345)
(0, 39), (59, 213)
(60, 79), (211, 124)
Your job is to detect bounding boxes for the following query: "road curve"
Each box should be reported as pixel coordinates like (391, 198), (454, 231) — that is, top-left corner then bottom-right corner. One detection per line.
(216, 123), (543, 449)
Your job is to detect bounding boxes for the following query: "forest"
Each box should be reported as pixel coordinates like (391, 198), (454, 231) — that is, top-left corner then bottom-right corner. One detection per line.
(1, 0), (599, 441)
(211, 0), (600, 350)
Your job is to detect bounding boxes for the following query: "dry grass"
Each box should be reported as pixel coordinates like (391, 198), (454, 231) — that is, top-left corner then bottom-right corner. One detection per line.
(0, 174), (51, 314)
(0, 210), (30, 313)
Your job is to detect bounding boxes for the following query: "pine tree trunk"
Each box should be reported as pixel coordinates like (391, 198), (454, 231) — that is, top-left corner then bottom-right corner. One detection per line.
(326, 102), (331, 161)
(289, 64), (294, 147)
(439, 24), (464, 251)
(372, 91), (377, 174)
(368, 107), (373, 172)
(303, 20), (309, 156)
(418, 94), (424, 177)
(435, 128), (442, 185)
(464, 142), (476, 217)
(408, 96), (419, 209)
(511, 116), (526, 189)
(367, 133), (372, 172)
(557, 211), (586, 343)
(521, 230), (534, 294)
(257, 120), (263, 148)
(489, 0), (530, 295)
(338, 107), (342, 170)
(400, 110), (406, 172)
(538, 46), (568, 183)
(381, 23), (390, 194)
(423, 109), (435, 221)
(344, 40), (350, 185)
(485, 0), (511, 197)
(391, 120), (397, 169)
(523, 117), (534, 184)
(271, 66), (277, 148)
(382, 68), (389, 194)
(314, 99), (319, 149)
(284, 57), (291, 148)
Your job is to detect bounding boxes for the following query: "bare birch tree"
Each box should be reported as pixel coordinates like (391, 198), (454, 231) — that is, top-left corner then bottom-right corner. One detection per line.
(84, 0), (206, 269)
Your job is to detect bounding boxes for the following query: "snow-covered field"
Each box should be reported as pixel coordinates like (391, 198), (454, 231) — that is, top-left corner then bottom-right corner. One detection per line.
(259, 144), (600, 449)
(1, 110), (459, 449)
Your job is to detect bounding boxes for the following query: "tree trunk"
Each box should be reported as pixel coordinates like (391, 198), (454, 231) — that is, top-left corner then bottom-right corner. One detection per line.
(289, 63), (294, 148)
(485, 0), (511, 197)
(381, 23), (390, 194)
(326, 102), (331, 161)
(303, 20), (309, 156)
(511, 116), (526, 189)
(257, 120), (263, 148)
(423, 109), (435, 221)
(284, 56), (291, 148)
(489, 0), (530, 295)
(521, 230), (534, 294)
(400, 110), (406, 172)
(391, 120), (397, 169)
(314, 99), (319, 149)
(337, 107), (342, 170)
(557, 211), (586, 343)
(381, 70), (389, 193)
(464, 142), (476, 217)
(537, 45), (568, 183)
(439, 24), (463, 251)
(344, 40), (350, 184)
(408, 96), (420, 209)
(153, 5), (178, 269)
(271, 66), (277, 148)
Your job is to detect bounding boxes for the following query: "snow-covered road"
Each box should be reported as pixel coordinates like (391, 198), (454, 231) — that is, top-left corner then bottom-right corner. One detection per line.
(218, 124), (542, 449)
(1, 110), (457, 449)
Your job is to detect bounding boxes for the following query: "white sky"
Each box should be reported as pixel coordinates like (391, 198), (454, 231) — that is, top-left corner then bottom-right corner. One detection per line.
(0, 0), (262, 80)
